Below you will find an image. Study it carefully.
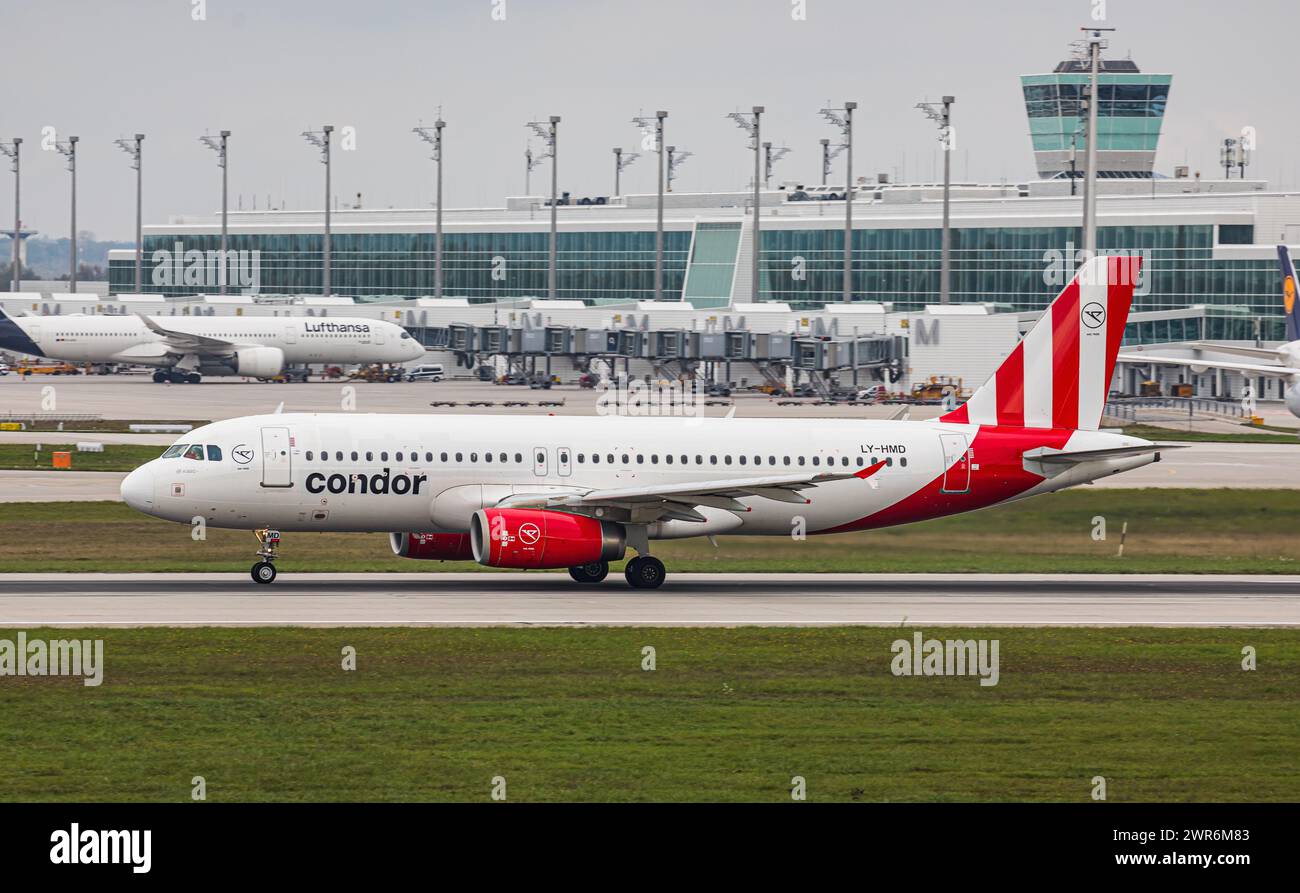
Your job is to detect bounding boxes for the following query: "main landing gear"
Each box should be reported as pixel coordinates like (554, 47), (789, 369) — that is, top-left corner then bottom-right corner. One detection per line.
(567, 556), (666, 588)
(568, 561), (609, 584)
(623, 555), (666, 590)
(251, 528), (281, 584)
(153, 369), (202, 384)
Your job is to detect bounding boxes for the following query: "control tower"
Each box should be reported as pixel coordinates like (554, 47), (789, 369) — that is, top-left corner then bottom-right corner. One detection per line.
(1020, 56), (1171, 179)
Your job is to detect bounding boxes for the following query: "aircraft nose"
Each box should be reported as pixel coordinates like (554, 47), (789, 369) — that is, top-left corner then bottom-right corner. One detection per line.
(120, 463), (155, 512)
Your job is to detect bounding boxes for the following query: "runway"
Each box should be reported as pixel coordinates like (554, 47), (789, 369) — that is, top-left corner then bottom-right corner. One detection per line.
(1, 573), (1296, 627)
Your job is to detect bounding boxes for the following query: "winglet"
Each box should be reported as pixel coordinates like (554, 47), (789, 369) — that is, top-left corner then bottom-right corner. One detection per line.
(854, 460), (888, 480)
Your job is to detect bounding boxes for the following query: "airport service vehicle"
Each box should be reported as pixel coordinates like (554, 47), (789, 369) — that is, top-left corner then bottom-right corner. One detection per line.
(406, 364), (445, 382)
(120, 256), (1165, 588)
(1119, 245), (1300, 416)
(0, 309), (423, 384)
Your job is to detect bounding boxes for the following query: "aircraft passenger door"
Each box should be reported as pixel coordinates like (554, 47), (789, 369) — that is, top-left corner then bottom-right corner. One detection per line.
(939, 434), (970, 494)
(261, 427), (294, 488)
(557, 446), (572, 477)
(532, 447), (548, 477)
(283, 324), (297, 344)
(374, 325), (386, 345)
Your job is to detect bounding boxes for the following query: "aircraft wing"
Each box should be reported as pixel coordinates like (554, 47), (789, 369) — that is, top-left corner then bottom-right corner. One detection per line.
(500, 462), (888, 522)
(1180, 341), (1288, 363)
(1117, 352), (1300, 378)
(138, 315), (236, 353)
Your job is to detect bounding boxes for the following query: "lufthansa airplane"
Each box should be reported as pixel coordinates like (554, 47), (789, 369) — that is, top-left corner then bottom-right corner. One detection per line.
(0, 309), (424, 382)
(121, 256), (1165, 588)
(1119, 245), (1300, 416)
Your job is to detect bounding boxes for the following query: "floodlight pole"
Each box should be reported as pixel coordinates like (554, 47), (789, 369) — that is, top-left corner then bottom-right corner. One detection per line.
(0, 138), (19, 293)
(200, 130), (230, 293)
(56, 136), (79, 292)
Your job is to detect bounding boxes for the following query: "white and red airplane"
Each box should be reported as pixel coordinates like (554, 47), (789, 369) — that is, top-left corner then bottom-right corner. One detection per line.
(120, 255), (1164, 588)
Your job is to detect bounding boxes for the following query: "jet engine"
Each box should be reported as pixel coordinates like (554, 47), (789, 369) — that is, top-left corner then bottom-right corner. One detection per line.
(469, 508), (625, 569)
(231, 346), (285, 378)
(1286, 380), (1300, 418)
(389, 532), (475, 561)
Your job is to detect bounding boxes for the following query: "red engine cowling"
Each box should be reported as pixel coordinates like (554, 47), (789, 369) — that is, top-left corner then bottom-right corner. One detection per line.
(389, 532), (474, 561)
(469, 509), (625, 569)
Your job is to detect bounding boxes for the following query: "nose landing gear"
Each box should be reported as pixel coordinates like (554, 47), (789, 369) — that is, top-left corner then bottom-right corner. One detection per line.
(251, 528), (281, 584)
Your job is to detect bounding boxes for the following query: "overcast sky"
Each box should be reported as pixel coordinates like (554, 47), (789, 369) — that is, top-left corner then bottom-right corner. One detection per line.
(6, 0), (1297, 240)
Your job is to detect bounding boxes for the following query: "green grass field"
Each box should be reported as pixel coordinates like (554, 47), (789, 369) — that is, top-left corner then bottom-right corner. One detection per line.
(0, 627), (1294, 802)
(1120, 424), (1300, 444)
(3, 490), (1297, 574)
(0, 442), (161, 471)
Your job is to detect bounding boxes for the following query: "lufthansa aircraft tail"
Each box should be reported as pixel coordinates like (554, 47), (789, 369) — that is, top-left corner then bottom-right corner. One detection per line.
(940, 254), (1141, 432)
(1278, 245), (1300, 342)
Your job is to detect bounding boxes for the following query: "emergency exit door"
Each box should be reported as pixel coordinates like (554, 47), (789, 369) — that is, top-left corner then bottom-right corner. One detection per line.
(261, 427), (293, 487)
(939, 434), (970, 494)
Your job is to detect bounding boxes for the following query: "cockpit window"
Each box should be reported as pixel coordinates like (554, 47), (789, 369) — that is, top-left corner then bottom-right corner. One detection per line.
(206, 445), (222, 461)
(161, 444), (186, 458)
(183, 445), (205, 461)
(400, 331), (412, 340)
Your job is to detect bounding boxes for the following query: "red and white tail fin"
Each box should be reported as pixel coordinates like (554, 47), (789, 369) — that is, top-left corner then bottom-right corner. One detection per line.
(940, 254), (1140, 431)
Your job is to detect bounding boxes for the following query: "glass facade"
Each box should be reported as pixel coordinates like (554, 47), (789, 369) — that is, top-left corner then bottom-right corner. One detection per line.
(121, 231), (691, 303)
(759, 223), (1279, 320)
(1020, 73), (1170, 165)
(109, 222), (1283, 335)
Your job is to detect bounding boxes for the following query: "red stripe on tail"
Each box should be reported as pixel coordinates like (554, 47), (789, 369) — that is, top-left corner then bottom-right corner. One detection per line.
(1050, 279), (1081, 430)
(994, 341), (1025, 427)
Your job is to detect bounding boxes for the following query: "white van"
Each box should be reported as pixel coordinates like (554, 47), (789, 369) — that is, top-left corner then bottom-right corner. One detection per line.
(406, 363), (445, 382)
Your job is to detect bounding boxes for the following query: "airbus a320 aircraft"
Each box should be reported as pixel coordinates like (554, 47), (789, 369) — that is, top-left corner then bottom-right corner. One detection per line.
(121, 255), (1164, 588)
(0, 309), (423, 382)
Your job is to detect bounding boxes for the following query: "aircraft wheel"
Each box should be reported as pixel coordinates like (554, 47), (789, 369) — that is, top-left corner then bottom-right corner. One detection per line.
(624, 556), (666, 589)
(568, 561), (609, 584)
(186, 373), (202, 384)
(152, 370), (168, 383)
(251, 561), (277, 584)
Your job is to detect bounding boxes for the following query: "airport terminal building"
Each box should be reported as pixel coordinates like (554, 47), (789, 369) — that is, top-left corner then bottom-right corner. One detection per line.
(7, 43), (1297, 401)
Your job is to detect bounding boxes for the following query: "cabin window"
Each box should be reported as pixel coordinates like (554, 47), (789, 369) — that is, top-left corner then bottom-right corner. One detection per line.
(499, 453), (507, 463)
(470, 452), (479, 462)
(455, 453), (463, 462)
(636, 455), (644, 464)
(381, 452), (389, 462)
(578, 454), (586, 463)
(591, 454), (600, 464)
(440, 452), (448, 462)
(813, 457), (820, 466)
(353, 451), (361, 462)
(664, 455), (673, 464)
(515, 453), (523, 463)
(900, 458), (908, 467)
(738, 456), (747, 465)
(784, 456), (791, 465)
(425, 452), (433, 462)
(798, 457), (806, 466)
(886, 457), (894, 467)
(336, 451), (344, 462)
(855, 457), (864, 467)
(396, 452), (404, 462)
(484, 452), (493, 463)
(621, 454), (630, 464)
(305, 451), (314, 461)
(367, 451), (374, 462)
